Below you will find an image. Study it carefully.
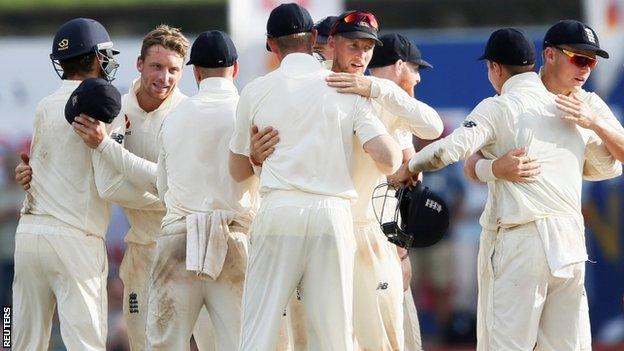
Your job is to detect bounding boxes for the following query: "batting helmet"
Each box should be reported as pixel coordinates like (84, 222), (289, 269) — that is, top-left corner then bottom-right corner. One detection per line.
(373, 181), (449, 249)
(50, 18), (119, 82)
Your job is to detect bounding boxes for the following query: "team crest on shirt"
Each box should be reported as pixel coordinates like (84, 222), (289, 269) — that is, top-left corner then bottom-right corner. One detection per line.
(463, 120), (477, 128)
(124, 114), (132, 135)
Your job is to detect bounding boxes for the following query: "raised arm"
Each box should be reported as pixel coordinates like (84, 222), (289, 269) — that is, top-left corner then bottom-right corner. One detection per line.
(326, 73), (444, 139)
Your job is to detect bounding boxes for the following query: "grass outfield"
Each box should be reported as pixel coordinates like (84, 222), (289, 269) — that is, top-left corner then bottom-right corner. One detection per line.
(0, 0), (224, 10)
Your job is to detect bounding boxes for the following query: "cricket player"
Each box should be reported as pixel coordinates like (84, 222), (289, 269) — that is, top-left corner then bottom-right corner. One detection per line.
(252, 24), (442, 349)
(312, 15), (338, 67)
(68, 25), (213, 350)
(229, 4), (402, 350)
(394, 28), (621, 350)
(464, 20), (624, 351)
(12, 18), (119, 350)
(145, 30), (255, 350)
(327, 26), (442, 350)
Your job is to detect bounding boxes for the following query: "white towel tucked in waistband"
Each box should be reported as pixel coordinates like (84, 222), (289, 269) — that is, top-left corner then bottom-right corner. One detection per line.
(535, 216), (588, 278)
(186, 210), (236, 280)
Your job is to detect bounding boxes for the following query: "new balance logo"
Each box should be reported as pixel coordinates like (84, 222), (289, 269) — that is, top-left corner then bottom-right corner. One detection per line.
(376, 282), (389, 290)
(129, 293), (139, 314)
(463, 120), (477, 128)
(425, 198), (443, 213)
(111, 133), (124, 144)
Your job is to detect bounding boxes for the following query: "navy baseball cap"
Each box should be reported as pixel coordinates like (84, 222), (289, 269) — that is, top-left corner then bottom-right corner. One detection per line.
(187, 31), (237, 68)
(331, 10), (382, 46)
(314, 16), (338, 44)
(369, 33), (432, 69)
(51, 18), (119, 61)
(479, 28), (535, 66)
(543, 20), (609, 58)
(65, 78), (122, 125)
(266, 3), (313, 52)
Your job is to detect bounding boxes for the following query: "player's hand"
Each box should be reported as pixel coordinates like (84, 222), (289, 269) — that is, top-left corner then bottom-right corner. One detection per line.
(556, 93), (602, 131)
(250, 125), (279, 164)
(387, 168), (420, 188)
(392, 162), (417, 185)
(72, 114), (107, 149)
(15, 152), (32, 191)
(492, 147), (540, 183)
(325, 73), (372, 97)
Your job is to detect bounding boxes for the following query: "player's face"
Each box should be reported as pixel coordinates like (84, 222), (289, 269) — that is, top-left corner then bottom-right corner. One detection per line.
(401, 62), (421, 88)
(314, 42), (334, 61)
(549, 45), (595, 92)
(137, 45), (184, 102)
(331, 36), (375, 75)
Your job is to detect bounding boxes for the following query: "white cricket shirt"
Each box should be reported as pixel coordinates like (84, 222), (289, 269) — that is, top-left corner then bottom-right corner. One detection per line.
(18, 80), (111, 238)
(351, 76), (443, 222)
(158, 77), (257, 228)
(229, 53), (388, 199)
(95, 78), (187, 244)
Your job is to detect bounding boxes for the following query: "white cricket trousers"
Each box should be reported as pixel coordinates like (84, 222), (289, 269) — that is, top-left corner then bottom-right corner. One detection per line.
(145, 223), (248, 351)
(12, 215), (108, 351)
(239, 190), (355, 351)
(477, 222), (588, 351)
(120, 240), (215, 350)
(476, 228), (591, 351)
(403, 288), (423, 351)
(352, 221), (404, 350)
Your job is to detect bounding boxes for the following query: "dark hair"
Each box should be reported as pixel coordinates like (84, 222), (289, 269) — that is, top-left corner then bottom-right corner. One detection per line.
(59, 53), (97, 79)
(273, 32), (313, 54)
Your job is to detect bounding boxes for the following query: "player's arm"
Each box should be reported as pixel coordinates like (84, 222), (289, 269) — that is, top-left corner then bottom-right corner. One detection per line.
(92, 149), (163, 210)
(229, 88), (261, 182)
(355, 98), (402, 174)
(73, 114), (157, 193)
(156, 137), (168, 204)
(557, 93), (624, 162)
(394, 99), (499, 182)
(326, 74), (443, 139)
(464, 148), (541, 183)
(583, 133), (623, 181)
(89, 116), (163, 210)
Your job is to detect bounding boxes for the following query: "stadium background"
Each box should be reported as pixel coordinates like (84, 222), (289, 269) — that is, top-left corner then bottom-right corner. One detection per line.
(0, 0), (622, 349)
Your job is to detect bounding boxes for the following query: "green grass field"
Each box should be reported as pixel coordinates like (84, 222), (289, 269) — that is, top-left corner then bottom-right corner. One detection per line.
(0, 0), (224, 10)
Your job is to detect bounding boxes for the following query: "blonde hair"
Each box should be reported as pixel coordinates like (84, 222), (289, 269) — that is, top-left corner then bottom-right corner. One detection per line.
(140, 24), (189, 59)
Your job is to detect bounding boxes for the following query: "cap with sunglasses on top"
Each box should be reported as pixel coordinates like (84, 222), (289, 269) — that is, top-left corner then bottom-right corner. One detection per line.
(266, 3), (314, 52)
(330, 10), (382, 46)
(543, 20), (609, 59)
(479, 28), (535, 66)
(369, 33), (432, 69)
(314, 16), (339, 44)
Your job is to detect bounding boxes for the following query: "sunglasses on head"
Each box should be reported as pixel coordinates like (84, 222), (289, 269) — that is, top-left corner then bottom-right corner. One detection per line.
(552, 46), (597, 69)
(337, 11), (379, 31)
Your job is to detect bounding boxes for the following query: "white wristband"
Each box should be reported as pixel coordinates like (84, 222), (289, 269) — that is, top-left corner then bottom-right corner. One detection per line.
(475, 158), (497, 182)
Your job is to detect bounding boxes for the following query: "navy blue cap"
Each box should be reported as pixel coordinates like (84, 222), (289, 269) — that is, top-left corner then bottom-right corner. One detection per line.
(369, 33), (432, 69)
(543, 20), (609, 58)
(479, 28), (535, 66)
(65, 78), (121, 125)
(331, 10), (382, 46)
(51, 18), (119, 61)
(187, 31), (238, 68)
(314, 16), (338, 44)
(266, 3), (313, 38)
